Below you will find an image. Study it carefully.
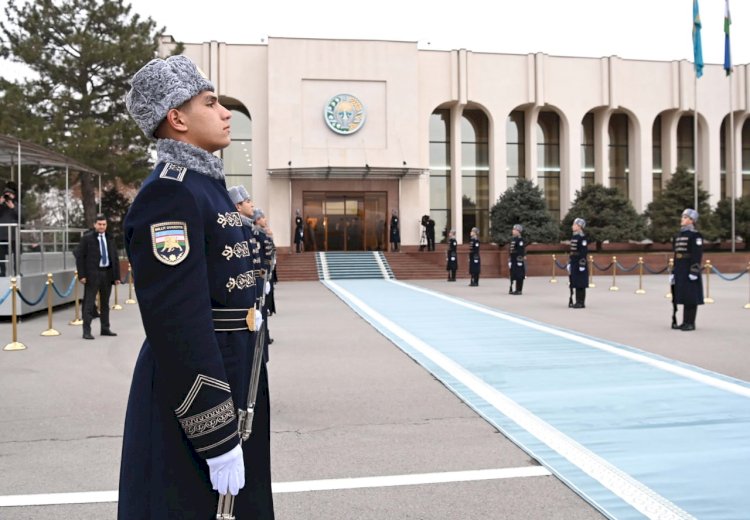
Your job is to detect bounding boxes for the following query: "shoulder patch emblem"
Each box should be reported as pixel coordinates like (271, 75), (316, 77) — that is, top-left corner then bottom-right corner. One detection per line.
(151, 221), (190, 266)
(159, 162), (187, 182)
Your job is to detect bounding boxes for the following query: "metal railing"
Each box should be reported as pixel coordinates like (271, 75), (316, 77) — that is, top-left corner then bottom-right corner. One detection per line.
(0, 224), (88, 277)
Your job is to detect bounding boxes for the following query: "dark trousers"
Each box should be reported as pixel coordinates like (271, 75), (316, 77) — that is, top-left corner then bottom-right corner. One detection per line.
(470, 273), (480, 286)
(682, 304), (698, 326)
(83, 270), (113, 334)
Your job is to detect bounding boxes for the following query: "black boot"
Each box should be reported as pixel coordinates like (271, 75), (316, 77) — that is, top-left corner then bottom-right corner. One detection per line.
(681, 305), (697, 331)
(572, 288), (586, 308)
(513, 279), (524, 295)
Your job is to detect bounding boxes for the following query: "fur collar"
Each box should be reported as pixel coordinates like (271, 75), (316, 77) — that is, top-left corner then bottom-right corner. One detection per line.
(156, 139), (225, 180)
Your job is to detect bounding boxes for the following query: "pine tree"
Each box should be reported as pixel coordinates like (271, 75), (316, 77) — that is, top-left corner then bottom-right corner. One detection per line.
(644, 167), (718, 242)
(0, 0), (182, 225)
(560, 183), (646, 249)
(715, 195), (750, 247)
(489, 179), (559, 245)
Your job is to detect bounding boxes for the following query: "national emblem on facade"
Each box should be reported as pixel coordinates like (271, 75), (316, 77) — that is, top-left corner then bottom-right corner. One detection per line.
(324, 94), (366, 135)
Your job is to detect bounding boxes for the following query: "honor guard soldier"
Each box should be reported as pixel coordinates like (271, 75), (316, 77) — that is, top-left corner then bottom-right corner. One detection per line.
(468, 227), (481, 286)
(568, 217), (589, 308)
(446, 229), (458, 282)
(294, 209), (304, 253)
(119, 56), (275, 519)
(509, 224), (526, 295)
(253, 208), (276, 354)
(671, 208), (704, 331)
(390, 209), (400, 252)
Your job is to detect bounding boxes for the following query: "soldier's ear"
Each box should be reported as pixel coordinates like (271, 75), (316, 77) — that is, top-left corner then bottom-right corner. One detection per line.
(164, 108), (189, 133)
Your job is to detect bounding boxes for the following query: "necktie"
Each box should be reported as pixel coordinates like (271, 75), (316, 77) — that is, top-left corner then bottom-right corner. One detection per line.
(99, 234), (109, 267)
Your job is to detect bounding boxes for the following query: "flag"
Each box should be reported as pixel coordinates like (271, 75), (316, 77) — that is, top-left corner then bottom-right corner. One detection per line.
(693, 0), (704, 78)
(724, 0), (732, 75)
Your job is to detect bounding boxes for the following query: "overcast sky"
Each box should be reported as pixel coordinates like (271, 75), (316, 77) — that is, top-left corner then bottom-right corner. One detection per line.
(2, 0), (749, 79)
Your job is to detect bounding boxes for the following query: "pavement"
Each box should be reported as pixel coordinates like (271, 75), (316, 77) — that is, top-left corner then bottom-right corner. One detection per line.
(0, 273), (747, 519)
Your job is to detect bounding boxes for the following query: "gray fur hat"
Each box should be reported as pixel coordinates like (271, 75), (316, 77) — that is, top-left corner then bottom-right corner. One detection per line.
(513, 224), (523, 232)
(682, 208), (699, 222)
(126, 55), (214, 140)
(227, 186), (248, 205)
(573, 217), (586, 228)
(252, 208), (265, 222)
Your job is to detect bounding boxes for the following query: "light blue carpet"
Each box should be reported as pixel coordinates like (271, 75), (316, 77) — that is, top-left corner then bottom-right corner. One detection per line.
(325, 279), (750, 520)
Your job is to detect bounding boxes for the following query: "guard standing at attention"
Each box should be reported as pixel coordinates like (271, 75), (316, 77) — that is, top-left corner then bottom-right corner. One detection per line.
(468, 227), (481, 286)
(671, 208), (704, 331)
(509, 223), (526, 295)
(446, 229), (458, 282)
(390, 209), (400, 252)
(568, 217), (589, 308)
(119, 55), (274, 519)
(293, 209), (304, 253)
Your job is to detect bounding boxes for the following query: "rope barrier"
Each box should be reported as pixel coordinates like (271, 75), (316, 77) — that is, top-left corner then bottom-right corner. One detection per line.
(51, 276), (77, 299)
(0, 287), (12, 307)
(593, 260), (614, 272)
(17, 284), (48, 307)
(709, 265), (749, 282)
(643, 264), (669, 275)
(615, 261), (640, 273)
(554, 259), (568, 270)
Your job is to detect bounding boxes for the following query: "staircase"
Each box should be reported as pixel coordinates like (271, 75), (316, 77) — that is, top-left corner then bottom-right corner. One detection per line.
(317, 251), (394, 280)
(382, 251), (451, 280)
(274, 252), (319, 281)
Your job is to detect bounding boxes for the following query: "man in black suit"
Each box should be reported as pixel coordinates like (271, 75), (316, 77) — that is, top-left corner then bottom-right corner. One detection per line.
(75, 214), (120, 339)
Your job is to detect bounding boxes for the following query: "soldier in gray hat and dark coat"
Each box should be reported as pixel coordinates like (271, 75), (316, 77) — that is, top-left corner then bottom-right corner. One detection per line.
(119, 55), (274, 519)
(671, 208), (704, 331)
(509, 224), (526, 295)
(568, 217), (589, 308)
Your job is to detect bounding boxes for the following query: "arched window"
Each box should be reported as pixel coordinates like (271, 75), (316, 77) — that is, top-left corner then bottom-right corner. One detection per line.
(506, 111), (525, 185)
(536, 111), (561, 220)
(220, 104), (252, 189)
(462, 109), (489, 241)
(677, 116), (695, 173)
(653, 115), (663, 198)
(581, 113), (595, 187)
(429, 109), (451, 242)
(608, 113), (629, 196)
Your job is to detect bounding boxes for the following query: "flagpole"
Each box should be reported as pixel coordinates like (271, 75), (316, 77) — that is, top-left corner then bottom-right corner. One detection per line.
(694, 73), (698, 211)
(729, 77), (735, 253)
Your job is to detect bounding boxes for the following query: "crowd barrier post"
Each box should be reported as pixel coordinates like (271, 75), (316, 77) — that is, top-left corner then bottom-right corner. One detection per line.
(69, 272), (83, 326)
(125, 265), (136, 305)
(665, 258), (674, 299)
(588, 255), (596, 288)
(3, 278), (26, 351)
(41, 273), (61, 337)
(550, 254), (558, 284)
(112, 282), (123, 311)
(745, 262), (750, 310)
(609, 256), (619, 291)
(635, 257), (646, 294)
(704, 260), (715, 304)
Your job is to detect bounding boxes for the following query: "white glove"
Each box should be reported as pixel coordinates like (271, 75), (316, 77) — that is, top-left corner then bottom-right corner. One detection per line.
(566, 264), (571, 274)
(206, 444), (245, 496)
(254, 310), (263, 331)
(669, 274), (675, 284)
(264, 281), (271, 295)
(688, 274), (698, 281)
(579, 266), (585, 272)
(508, 262), (511, 268)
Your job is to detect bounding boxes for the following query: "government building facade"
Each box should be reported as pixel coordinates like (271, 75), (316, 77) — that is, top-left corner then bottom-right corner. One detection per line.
(159, 36), (750, 250)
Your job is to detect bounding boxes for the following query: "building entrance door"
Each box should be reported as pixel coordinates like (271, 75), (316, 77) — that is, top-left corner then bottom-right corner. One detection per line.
(302, 192), (387, 252)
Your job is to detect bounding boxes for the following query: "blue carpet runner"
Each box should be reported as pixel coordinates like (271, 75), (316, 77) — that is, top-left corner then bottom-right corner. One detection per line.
(324, 279), (750, 520)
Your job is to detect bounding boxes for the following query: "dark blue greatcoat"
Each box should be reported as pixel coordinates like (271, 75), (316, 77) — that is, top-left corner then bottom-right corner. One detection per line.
(672, 227), (704, 305)
(118, 145), (274, 519)
(509, 235), (526, 282)
(469, 237), (481, 275)
(390, 215), (400, 244)
(446, 238), (458, 271)
(568, 232), (589, 289)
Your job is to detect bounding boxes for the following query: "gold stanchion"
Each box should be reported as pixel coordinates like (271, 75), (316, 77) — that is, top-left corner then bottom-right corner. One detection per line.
(609, 255), (619, 291)
(550, 254), (558, 283)
(4, 278), (26, 351)
(125, 265), (136, 304)
(69, 272), (83, 325)
(635, 257), (646, 294)
(704, 259), (715, 304)
(665, 258), (674, 299)
(588, 254), (596, 288)
(112, 282), (123, 310)
(41, 273), (61, 336)
(744, 262), (750, 309)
